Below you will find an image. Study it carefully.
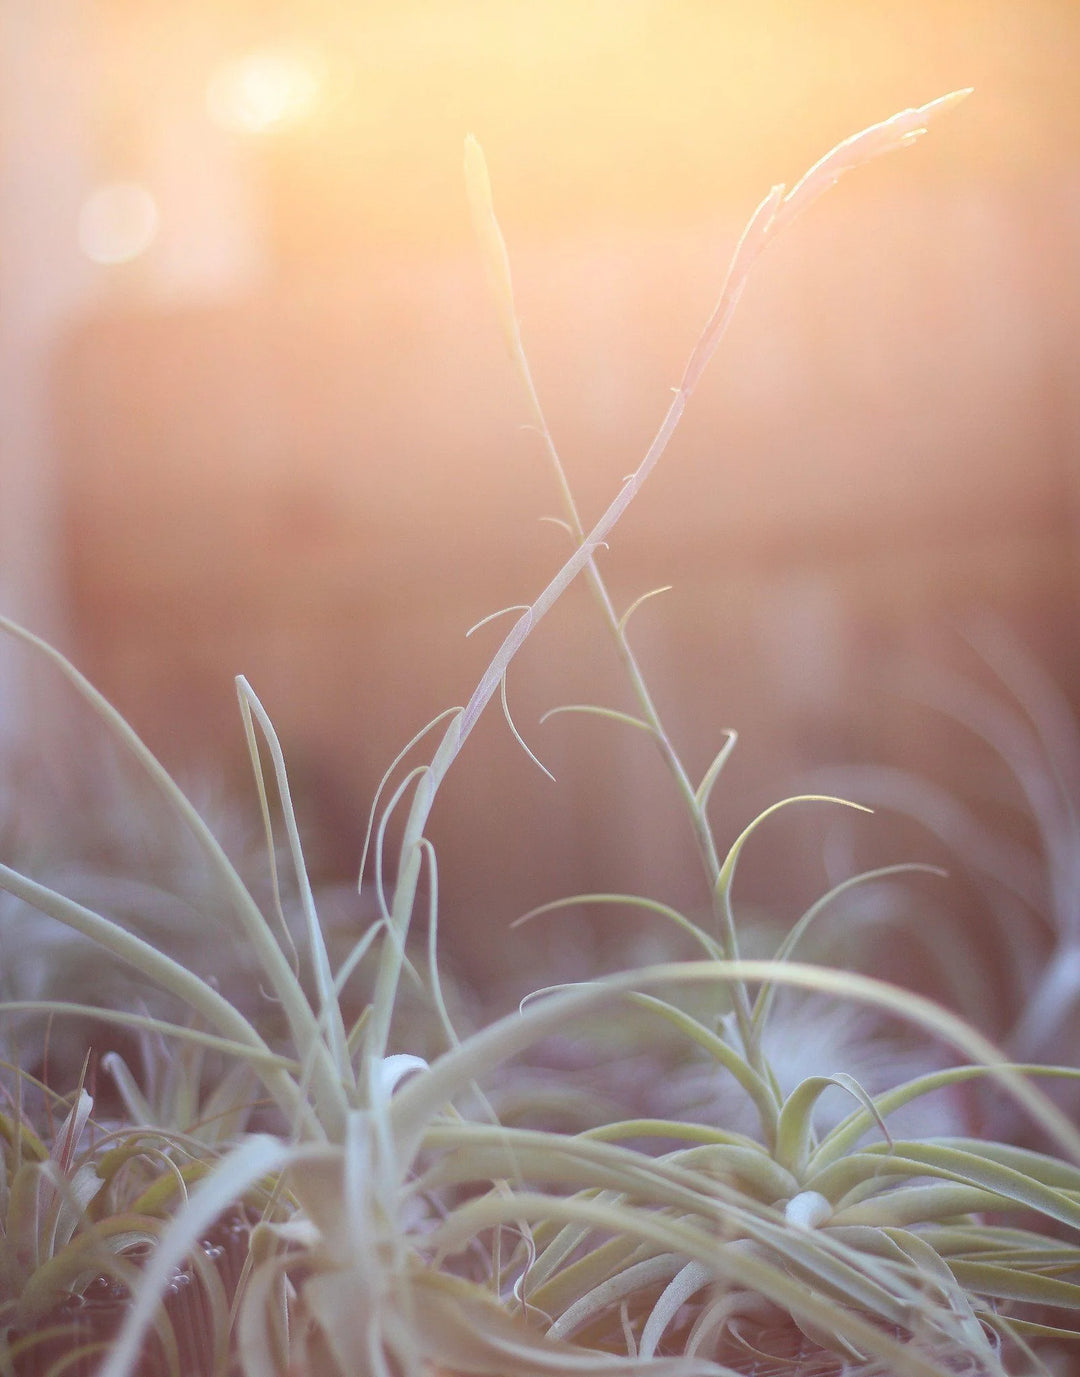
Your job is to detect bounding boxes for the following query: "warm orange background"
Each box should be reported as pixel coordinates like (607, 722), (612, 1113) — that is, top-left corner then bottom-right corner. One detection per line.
(4, 2), (1080, 990)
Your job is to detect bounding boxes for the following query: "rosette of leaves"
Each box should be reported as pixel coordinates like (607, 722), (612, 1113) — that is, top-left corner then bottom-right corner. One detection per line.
(0, 1070), (240, 1376)
(84, 948), (1080, 1377)
(421, 972), (1080, 1375)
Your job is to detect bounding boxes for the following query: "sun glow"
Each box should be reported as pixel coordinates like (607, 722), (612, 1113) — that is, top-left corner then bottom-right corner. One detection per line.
(206, 50), (321, 135)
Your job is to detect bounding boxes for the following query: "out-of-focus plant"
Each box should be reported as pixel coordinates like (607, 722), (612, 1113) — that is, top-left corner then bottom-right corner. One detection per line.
(0, 763), (291, 1089)
(817, 619), (1080, 1099)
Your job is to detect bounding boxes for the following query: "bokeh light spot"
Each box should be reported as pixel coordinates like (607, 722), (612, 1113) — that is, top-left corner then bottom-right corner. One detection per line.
(206, 52), (320, 135)
(77, 183), (160, 265)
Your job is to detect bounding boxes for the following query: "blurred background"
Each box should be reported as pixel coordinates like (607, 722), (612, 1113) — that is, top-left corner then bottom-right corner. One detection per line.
(3, 0), (1080, 995)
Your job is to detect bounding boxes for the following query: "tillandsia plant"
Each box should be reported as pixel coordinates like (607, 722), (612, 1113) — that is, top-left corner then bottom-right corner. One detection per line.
(0, 1058), (248, 1376)
(2, 86), (1080, 1377)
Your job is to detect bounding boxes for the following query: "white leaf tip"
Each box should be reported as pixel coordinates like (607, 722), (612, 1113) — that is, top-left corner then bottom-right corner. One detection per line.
(785, 1190), (833, 1229)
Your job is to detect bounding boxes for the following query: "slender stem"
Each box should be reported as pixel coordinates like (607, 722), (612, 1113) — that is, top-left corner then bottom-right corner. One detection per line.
(510, 337), (762, 1078)
(366, 188), (782, 1080)
(365, 372), (693, 1067)
(368, 93), (970, 1084)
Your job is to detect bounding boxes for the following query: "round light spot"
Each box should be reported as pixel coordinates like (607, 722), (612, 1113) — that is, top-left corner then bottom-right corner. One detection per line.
(78, 183), (159, 265)
(206, 52), (319, 135)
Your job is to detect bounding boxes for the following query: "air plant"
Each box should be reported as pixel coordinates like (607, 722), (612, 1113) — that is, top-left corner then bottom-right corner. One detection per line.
(0, 1063), (243, 1376)
(2, 86), (1079, 1377)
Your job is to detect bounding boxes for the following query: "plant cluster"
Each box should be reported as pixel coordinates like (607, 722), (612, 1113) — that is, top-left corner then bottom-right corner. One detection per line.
(3, 89), (1080, 1377)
